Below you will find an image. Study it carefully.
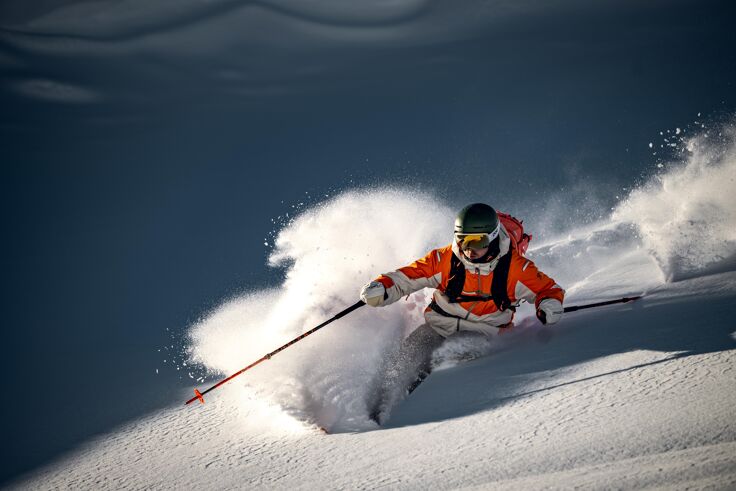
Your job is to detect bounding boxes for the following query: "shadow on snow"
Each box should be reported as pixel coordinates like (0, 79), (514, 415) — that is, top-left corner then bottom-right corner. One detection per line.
(380, 289), (736, 430)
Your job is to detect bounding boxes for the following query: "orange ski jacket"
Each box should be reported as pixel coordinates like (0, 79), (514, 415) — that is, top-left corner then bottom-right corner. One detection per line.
(372, 225), (564, 337)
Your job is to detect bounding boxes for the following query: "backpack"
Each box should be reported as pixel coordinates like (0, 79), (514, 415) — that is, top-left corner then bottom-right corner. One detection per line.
(497, 212), (532, 256)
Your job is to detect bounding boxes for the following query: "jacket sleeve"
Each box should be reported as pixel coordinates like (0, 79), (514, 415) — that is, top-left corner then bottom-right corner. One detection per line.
(513, 257), (565, 308)
(374, 249), (443, 305)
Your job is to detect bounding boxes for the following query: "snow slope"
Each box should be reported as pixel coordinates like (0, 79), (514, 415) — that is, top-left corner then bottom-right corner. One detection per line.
(9, 127), (736, 489)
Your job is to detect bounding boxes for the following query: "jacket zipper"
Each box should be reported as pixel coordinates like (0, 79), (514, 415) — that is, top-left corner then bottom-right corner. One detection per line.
(464, 267), (482, 322)
(458, 267), (487, 331)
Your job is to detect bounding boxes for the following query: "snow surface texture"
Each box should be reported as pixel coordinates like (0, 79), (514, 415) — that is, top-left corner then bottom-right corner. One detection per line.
(11, 127), (736, 489)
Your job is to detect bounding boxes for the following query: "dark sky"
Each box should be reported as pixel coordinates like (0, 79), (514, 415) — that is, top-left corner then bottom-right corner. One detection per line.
(1, 0), (735, 484)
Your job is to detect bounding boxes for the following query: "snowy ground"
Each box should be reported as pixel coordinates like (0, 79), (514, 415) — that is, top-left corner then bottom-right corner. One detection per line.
(10, 272), (736, 490)
(9, 130), (736, 490)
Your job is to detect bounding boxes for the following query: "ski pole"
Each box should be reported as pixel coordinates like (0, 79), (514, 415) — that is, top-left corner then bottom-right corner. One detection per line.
(185, 300), (365, 405)
(563, 296), (641, 313)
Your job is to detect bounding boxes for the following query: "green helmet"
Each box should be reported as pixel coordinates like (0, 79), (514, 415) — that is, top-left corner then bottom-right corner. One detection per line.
(454, 203), (500, 235)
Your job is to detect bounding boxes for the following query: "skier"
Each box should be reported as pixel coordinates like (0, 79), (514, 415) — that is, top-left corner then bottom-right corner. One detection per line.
(360, 203), (564, 422)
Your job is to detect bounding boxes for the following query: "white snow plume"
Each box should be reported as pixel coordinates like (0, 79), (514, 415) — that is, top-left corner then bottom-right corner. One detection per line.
(530, 123), (736, 300)
(187, 125), (736, 432)
(529, 219), (663, 304)
(188, 188), (452, 432)
(613, 123), (736, 282)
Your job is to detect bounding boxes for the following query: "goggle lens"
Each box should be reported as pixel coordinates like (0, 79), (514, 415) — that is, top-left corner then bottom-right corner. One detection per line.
(456, 233), (491, 250)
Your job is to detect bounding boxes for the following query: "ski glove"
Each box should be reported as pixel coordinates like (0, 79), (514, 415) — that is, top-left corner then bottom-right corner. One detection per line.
(360, 281), (386, 307)
(536, 298), (563, 325)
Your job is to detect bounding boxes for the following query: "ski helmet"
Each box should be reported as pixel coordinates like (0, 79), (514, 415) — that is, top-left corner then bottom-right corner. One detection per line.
(454, 203), (500, 235)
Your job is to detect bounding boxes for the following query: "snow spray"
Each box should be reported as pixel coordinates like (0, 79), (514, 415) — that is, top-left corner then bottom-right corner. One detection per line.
(187, 121), (736, 431)
(612, 123), (736, 281)
(188, 188), (453, 431)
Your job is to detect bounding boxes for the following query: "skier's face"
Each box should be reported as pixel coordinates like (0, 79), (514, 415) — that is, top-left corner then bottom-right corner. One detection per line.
(461, 245), (489, 260)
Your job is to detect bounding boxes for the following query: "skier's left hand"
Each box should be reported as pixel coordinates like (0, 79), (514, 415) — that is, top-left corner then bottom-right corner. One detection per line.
(536, 298), (563, 325)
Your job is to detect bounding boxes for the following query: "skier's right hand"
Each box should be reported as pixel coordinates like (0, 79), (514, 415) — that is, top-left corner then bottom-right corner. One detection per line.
(536, 298), (564, 325)
(360, 281), (386, 307)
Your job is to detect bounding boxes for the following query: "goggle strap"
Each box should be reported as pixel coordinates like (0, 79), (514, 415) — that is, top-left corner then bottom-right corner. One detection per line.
(456, 223), (500, 242)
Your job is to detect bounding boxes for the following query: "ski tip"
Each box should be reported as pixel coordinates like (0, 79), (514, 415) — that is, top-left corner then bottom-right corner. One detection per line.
(194, 389), (205, 404)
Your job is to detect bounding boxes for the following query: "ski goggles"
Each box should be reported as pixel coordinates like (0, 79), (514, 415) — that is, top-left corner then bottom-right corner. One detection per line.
(455, 232), (493, 251)
(455, 223), (500, 250)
